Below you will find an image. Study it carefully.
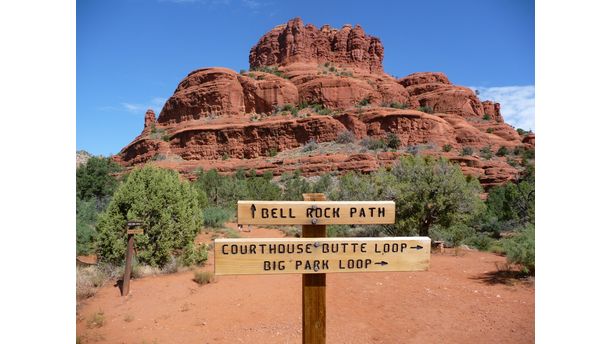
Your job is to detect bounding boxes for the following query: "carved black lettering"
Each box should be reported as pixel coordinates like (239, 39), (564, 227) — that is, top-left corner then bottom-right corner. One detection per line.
(378, 207), (385, 217)
(306, 208), (313, 217)
(360, 243), (367, 253)
(222, 244), (229, 255)
(259, 244), (266, 254)
(271, 208), (277, 218)
(365, 259), (372, 269)
(400, 243), (408, 252)
(341, 242), (348, 253)
(295, 260), (302, 269)
(262, 208), (269, 218)
(264, 261), (271, 271)
(324, 208), (331, 218)
(305, 260), (312, 270)
(374, 243), (381, 253)
(323, 260), (329, 269)
(351, 243), (358, 253)
(359, 208), (366, 217)
(289, 208), (296, 218)
(369, 207), (375, 217)
(350, 207), (356, 217)
(249, 244), (256, 254)
(333, 207), (340, 217)
(269, 244), (277, 254)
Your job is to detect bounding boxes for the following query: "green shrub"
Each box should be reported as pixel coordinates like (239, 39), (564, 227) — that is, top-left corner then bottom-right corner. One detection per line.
(442, 144), (453, 152)
(250, 65), (286, 78)
(267, 147), (278, 157)
(303, 139), (318, 152)
(361, 137), (386, 150)
(430, 223), (476, 248)
(181, 242), (208, 266)
(96, 166), (203, 267)
(77, 156), (122, 201)
(385, 133), (401, 149)
(77, 197), (99, 255)
(480, 146), (493, 160)
(389, 156), (484, 237)
(202, 207), (233, 228)
(279, 170), (312, 200)
(488, 240), (506, 255)
(336, 131), (355, 144)
(517, 128), (526, 136)
(465, 234), (494, 251)
(483, 114), (491, 120)
(486, 128), (494, 133)
(418, 105), (434, 114)
(461, 147), (473, 156)
(389, 102), (408, 109)
(503, 224), (535, 274)
(496, 146), (510, 157)
(358, 98), (370, 107)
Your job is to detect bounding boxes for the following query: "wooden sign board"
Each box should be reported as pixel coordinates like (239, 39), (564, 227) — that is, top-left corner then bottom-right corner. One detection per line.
(127, 220), (143, 227)
(236, 201), (395, 225)
(214, 237), (430, 275)
(126, 228), (144, 235)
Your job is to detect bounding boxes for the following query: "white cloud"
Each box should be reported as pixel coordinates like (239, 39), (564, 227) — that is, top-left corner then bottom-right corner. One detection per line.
(471, 85), (535, 131)
(116, 97), (166, 115)
(121, 102), (145, 113)
(241, 0), (261, 9)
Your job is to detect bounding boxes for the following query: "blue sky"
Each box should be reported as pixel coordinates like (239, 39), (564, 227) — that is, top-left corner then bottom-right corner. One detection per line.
(77, 0), (534, 156)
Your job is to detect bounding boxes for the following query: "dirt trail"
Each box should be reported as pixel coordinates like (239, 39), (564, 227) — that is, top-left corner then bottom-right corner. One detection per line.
(77, 225), (534, 344)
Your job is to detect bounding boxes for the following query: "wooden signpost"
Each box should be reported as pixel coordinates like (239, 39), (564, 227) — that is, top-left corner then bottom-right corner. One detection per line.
(122, 220), (143, 296)
(216, 194), (431, 344)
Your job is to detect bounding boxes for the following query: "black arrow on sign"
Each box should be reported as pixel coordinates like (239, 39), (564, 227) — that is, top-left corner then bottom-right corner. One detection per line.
(410, 245), (423, 250)
(374, 261), (388, 266)
(250, 204), (256, 218)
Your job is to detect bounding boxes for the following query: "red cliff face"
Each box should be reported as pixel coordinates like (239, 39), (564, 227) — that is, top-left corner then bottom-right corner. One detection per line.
(114, 18), (534, 188)
(249, 18), (384, 73)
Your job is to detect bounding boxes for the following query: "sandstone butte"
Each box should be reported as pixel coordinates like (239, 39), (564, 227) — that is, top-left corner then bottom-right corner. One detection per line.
(114, 17), (534, 189)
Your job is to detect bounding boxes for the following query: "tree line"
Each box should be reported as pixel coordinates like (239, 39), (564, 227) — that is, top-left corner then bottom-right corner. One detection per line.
(76, 154), (535, 274)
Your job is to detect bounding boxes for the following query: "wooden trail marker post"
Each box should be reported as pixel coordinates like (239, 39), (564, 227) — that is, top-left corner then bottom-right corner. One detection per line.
(216, 195), (431, 344)
(122, 220), (143, 296)
(302, 193), (327, 344)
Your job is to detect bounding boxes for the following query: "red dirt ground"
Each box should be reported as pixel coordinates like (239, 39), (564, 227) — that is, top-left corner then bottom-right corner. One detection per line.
(76, 225), (534, 343)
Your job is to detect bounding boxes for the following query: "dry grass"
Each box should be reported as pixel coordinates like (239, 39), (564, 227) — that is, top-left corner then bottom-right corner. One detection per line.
(193, 271), (214, 285)
(123, 314), (135, 322)
(87, 310), (106, 328)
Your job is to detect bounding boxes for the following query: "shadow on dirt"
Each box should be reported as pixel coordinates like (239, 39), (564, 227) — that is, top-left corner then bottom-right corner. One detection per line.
(471, 263), (533, 286)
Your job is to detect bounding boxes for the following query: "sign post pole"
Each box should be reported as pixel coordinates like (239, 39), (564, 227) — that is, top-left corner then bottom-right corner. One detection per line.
(302, 193), (326, 344)
(122, 220), (143, 297)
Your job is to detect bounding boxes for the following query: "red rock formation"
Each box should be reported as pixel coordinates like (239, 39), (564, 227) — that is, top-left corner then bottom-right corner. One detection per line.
(114, 18), (534, 189)
(144, 109), (156, 128)
(249, 18), (384, 73)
